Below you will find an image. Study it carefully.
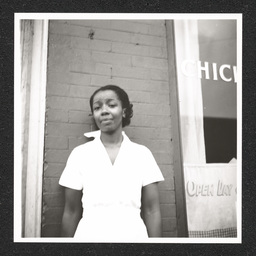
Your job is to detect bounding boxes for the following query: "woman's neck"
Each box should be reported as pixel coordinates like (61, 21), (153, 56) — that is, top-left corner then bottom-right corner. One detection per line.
(100, 130), (123, 148)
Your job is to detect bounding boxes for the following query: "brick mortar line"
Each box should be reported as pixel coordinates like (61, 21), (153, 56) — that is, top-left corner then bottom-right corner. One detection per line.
(49, 30), (166, 48)
(66, 71), (169, 81)
(47, 79), (170, 92)
(75, 48), (168, 61)
(49, 45), (168, 61)
(49, 123), (172, 128)
(49, 35), (167, 57)
(46, 95), (171, 104)
(160, 203), (176, 205)
(73, 49), (168, 60)
(53, 22), (167, 39)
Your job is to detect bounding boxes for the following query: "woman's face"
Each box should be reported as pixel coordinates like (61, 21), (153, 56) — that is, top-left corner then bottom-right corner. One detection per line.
(92, 90), (125, 134)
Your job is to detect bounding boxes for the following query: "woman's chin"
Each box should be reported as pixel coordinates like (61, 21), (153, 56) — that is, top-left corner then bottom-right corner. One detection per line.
(100, 127), (115, 134)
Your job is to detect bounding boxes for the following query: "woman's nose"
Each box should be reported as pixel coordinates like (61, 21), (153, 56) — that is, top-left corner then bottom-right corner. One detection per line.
(101, 105), (109, 115)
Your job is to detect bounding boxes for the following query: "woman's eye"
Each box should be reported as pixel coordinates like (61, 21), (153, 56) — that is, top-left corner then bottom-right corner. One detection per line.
(93, 107), (100, 111)
(109, 104), (116, 108)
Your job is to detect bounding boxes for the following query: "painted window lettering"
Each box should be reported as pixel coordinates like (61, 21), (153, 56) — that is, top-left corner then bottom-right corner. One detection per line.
(181, 59), (237, 83)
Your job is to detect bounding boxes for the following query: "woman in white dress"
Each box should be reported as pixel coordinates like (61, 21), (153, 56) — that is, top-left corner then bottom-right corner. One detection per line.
(59, 85), (164, 242)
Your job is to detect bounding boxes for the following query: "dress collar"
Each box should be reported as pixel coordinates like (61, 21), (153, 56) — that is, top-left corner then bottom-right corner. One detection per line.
(84, 130), (128, 143)
(85, 131), (129, 167)
(84, 130), (101, 139)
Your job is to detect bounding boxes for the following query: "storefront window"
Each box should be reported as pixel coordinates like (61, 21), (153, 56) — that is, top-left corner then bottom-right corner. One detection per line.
(198, 20), (237, 163)
(174, 17), (240, 238)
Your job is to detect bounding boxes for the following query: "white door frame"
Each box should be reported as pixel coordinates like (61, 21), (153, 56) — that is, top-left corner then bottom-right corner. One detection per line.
(14, 18), (49, 239)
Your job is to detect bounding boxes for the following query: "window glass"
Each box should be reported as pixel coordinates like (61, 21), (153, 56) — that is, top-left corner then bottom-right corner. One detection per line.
(198, 20), (237, 163)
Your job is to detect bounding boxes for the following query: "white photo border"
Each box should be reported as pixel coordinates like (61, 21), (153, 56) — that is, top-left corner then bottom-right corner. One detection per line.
(14, 13), (242, 243)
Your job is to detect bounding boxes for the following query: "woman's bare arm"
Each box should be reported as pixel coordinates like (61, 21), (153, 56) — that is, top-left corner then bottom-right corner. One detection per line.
(60, 187), (82, 237)
(141, 182), (162, 237)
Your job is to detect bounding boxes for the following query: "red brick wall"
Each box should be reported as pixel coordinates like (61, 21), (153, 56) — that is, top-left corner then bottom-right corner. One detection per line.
(42, 20), (177, 237)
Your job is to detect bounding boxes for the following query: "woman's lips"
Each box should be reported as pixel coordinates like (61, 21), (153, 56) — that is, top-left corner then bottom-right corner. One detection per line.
(101, 119), (112, 123)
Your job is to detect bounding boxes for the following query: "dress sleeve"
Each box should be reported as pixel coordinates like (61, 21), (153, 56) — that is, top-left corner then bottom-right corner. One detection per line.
(59, 147), (83, 190)
(141, 146), (165, 187)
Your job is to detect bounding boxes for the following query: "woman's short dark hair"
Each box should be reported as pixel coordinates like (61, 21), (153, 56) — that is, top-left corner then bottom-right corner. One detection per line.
(89, 85), (133, 127)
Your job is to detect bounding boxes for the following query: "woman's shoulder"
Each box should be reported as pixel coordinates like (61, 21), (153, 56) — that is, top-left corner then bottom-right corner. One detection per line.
(126, 140), (158, 167)
(127, 139), (152, 154)
(70, 139), (97, 155)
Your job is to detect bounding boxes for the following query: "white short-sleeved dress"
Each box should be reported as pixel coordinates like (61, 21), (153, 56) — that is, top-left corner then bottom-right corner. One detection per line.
(59, 132), (164, 242)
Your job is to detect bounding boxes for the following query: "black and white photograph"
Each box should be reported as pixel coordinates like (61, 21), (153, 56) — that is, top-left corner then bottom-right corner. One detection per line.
(14, 13), (242, 243)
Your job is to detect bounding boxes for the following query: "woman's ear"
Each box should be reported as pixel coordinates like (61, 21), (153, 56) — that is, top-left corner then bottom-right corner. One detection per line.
(122, 109), (126, 118)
